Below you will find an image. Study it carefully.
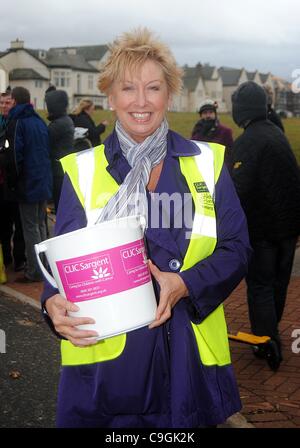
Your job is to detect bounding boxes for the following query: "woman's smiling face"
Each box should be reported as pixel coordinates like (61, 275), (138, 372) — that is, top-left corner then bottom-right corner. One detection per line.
(108, 59), (171, 143)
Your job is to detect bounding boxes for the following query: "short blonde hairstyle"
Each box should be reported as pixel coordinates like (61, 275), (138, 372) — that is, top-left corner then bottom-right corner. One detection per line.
(98, 28), (183, 95)
(72, 98), (94, 115)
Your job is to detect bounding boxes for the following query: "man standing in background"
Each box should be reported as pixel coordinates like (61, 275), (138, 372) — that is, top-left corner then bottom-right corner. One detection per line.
(231, 81), (300, 370)
(0, 92), (25, 272)
(191, 99), (234, 170)
(4, 87), (52, 282)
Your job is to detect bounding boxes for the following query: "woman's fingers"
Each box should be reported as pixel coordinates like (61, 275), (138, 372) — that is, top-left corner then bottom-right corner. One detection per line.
(148, 260), (162, 282)
(51, 294), (79, 313)
(59, 326), (98, 341)
(52, 315), (95, 328)
(149, 305), (171, 329)
(46, 294), (99, 344)
(155, 293), (169, 320)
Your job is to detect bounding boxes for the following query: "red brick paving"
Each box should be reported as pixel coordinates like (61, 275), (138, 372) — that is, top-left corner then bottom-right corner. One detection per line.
(1, 256), (300, 428)
(225, 276), (300, 428)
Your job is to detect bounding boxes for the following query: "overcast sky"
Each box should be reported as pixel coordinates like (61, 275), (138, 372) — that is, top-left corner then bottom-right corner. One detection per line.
(1, 0), (299, 80)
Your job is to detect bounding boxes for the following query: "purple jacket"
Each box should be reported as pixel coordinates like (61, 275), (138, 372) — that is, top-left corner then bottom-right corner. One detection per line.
(41, 130), (251, 428)
(191, 121), (234, 170)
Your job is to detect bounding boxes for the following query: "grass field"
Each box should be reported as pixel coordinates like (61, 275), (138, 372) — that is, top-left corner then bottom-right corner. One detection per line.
(40, 109), (300, 164)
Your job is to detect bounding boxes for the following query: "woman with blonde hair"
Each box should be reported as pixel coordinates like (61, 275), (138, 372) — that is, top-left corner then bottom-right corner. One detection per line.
(41, 28), (251, 428)
(70, 98), (109, 146)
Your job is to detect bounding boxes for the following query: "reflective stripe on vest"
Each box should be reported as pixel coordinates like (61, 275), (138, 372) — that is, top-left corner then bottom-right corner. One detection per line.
(180, 141), (231, 367)
(59, 141), (230, 367)
(61, 145), (120, 226)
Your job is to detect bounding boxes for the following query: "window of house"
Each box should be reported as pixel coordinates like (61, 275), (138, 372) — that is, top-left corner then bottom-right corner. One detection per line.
(77, 74), (81, 93)
(52, 70), (71, 88)
(34, 80), (43, 88)
(88, 75), (94, 90)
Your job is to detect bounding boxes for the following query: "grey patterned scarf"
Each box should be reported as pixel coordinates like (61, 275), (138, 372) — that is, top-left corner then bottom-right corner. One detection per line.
(96, 118), (168, 224)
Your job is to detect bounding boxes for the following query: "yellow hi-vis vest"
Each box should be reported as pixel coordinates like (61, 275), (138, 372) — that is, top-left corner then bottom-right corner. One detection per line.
(59, 142), (231, 367)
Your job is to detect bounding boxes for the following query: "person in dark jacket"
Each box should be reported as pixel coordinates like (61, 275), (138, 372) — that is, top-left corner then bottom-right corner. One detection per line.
(231, 81), (300, 370)
(4, 87), (52, 282)
(69, 98), (108, 147)
(0, 92), (26, 271)
(191, 99), (234, 170)
(45, 89), (74, 212)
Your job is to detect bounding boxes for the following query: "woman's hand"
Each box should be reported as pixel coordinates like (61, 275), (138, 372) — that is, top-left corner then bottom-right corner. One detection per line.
(45, 294), (99, 347)
(148, 260), (189, 329)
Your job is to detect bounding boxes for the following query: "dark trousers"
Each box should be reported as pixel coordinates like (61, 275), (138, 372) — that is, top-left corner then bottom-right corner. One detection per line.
(19, 201), (47, 280)
(246, 237), (297, 341)
(0, 187), (25, 266)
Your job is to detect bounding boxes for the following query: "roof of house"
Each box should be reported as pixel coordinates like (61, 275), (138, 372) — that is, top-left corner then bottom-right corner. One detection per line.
(49, 45), (108, 61)
(23, 47), (99, 72)
(44, 50), (99, 72)
(200, 65), (216, 80)
(9, 68), (49, 81)
(260, 73), (270, 83)
(182, 65), (203, 91)
(219, 67), (243, 86)
(246, 71), (256, 81)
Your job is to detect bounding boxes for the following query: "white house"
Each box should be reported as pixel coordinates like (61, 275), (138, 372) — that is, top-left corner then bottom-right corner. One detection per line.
(0, 39), (109, 109)
(200, 64), (226, 112)
(219, 67), (248, 112)
(246, 70), (262, 85)
(172, 64), (226, 113)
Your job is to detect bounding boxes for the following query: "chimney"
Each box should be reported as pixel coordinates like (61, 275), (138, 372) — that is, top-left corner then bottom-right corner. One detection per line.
(10, 39), (24, 49)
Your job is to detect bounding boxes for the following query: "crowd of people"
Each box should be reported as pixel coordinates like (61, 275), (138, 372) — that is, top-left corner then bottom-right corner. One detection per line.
(1, 27), (300, 428)
(0, 86), (109, 280)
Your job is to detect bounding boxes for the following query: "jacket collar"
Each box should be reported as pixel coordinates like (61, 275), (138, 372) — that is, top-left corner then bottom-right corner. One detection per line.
(8, 103), (35, 120)
(104, 128), (201, 165)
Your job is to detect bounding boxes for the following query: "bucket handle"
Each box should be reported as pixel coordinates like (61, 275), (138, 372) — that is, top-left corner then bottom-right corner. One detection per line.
(34, 243), (58, 289)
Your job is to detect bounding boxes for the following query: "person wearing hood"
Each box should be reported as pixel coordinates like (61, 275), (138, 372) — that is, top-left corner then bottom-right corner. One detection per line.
(191, 99), (234, 170)
(45, 89), (74, 212)
(231, 81), (300, 370)
(4, 86), (52, 282)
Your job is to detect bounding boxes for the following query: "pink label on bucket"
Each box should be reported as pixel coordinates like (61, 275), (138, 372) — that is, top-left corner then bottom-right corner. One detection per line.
(56, 238), (150, 302)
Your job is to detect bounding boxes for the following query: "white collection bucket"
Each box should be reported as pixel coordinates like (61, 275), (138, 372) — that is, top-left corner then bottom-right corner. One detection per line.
(35, 215), (157, 340)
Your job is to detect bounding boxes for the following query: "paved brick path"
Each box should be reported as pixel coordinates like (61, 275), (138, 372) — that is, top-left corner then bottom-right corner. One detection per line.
(225, 277), (300, 428)
(1, 248), (300, 428)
